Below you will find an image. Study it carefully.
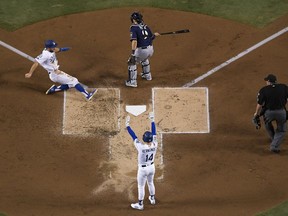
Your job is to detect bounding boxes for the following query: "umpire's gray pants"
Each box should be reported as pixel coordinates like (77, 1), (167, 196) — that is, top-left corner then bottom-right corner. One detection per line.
(264, 109), (287, 150)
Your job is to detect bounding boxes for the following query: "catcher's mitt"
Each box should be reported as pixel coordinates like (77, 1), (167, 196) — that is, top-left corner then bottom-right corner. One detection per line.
(127, 55), (136, 65)
(252, 115), (261, 130)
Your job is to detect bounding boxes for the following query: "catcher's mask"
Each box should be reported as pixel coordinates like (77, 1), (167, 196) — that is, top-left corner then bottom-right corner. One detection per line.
(45, 40), (58, 48)
(143, 131), (153, 143)
(130, 12), (143, 24)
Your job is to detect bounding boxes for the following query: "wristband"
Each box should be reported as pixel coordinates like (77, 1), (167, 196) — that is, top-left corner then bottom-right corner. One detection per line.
(60, 47), (70, 52)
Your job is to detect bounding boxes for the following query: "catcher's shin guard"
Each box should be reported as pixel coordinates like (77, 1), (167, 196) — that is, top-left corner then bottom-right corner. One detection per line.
(128, 65), (137, 81)
(141, 59), (152, 80)
(126, 65), (137, 87)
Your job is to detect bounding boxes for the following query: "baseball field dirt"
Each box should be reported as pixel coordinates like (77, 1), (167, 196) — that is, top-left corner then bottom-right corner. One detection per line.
(0, 7), (288, 216)
(63, 88), (120, 136)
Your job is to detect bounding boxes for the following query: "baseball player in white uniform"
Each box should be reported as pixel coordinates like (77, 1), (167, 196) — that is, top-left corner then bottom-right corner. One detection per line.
(126, 112), (157, 210)
(25, 40), (97, 101)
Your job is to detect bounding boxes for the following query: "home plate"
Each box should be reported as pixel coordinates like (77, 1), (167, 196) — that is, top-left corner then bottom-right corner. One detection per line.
(126, 105), (146, 116)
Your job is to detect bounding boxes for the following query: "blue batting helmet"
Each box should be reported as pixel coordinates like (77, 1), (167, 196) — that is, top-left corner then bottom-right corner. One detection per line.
(130, 12), (143, 24)
(143, 131), (153, 143)
(45, 40), (58, 48)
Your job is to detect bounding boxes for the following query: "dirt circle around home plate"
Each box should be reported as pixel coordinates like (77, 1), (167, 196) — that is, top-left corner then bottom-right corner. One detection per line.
(0, 7), (288, 216)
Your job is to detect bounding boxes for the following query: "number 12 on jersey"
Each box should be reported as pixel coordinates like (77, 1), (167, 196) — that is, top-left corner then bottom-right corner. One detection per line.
(145, 153), (154, 162)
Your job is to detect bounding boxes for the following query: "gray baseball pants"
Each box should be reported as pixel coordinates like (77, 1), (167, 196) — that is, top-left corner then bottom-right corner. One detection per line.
(264, 109), (287, 151)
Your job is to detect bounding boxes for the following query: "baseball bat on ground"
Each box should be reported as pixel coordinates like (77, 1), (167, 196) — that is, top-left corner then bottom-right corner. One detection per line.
(159, 29), (190, 35)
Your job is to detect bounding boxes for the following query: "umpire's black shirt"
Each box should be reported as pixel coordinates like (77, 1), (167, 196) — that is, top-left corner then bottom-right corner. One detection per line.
(257, 83), (288, 110)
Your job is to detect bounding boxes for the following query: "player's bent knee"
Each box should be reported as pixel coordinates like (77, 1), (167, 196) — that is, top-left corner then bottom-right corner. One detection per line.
(70, 78), (79, 88)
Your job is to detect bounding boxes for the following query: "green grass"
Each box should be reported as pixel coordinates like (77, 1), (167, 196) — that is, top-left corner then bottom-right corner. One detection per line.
(0, 0), (287, 31)
(257, 201), (288, 216)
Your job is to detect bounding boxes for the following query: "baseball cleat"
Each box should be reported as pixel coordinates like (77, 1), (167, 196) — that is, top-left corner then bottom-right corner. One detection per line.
(46, 85), (56, 95)
(148, 196), (156, 205)
(141, 73), (152, 81)
(271, 149), (280, 154)
(125, 80), (137, 88)
(86, 88), (98, 101)
(131, 203), (144, 210)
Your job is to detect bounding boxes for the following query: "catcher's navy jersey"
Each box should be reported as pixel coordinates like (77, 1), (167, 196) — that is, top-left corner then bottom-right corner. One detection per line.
(130, 23), (155, 47)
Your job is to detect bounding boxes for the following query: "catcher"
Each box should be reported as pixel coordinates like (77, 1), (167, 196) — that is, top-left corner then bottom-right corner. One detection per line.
(125, 12), (160, 88)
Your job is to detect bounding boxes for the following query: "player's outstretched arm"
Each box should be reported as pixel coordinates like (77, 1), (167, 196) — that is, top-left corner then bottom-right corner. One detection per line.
(54, 47), (71, 53)
(151, 32), (160, 40)
(25, 61), (39, 78)
(126, 116), (137, 140)
(151, 122), (156, 136)
(149, 112), (156, 135)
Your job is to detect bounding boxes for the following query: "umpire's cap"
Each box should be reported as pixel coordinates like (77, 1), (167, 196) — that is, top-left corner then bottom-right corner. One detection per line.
(264, 74), (277, 83)
(45, 40), (58, 48)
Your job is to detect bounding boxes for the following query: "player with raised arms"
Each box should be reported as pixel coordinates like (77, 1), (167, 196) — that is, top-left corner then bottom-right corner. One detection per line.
(125, 112), (158, 210)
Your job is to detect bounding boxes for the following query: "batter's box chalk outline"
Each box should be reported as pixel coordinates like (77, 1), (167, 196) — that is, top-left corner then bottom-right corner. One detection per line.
(152, 87), (210, 134)
(62, 88), (121, 136)
(152, 87), (210, 181)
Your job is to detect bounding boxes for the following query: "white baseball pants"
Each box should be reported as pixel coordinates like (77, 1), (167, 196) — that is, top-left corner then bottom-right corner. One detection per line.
(137, 164), (155, 201)
(49, 70), (79, 87)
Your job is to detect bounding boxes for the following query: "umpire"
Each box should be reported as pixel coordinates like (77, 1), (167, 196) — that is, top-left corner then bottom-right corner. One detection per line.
(253, 74), (288, 153)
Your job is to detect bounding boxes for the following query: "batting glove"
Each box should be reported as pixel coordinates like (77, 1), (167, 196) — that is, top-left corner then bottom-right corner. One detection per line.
(149, 112), (155, 122)
(125, 116), (130, 127)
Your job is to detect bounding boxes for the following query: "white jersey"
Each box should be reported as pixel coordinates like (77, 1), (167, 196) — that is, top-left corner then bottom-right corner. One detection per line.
(134, 135), (158, 165)
(35, 49), (59, 74)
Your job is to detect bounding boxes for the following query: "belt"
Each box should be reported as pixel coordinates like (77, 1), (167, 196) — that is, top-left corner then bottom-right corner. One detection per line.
(141, 162), (154, 167)
(140, 45), (151, 49)
(48, 70), (58, 74)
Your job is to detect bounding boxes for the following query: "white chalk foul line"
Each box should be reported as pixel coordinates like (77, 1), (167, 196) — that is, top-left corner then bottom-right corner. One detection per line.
(183, 26), (288, 87)
(0, 40), (35, 62)
(62, 90), (67, 135)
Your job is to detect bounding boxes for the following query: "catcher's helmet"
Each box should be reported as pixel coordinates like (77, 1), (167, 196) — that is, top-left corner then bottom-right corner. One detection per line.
(143, 131), (153, 143)
(45, 40), (58, 48)
(130, 12), (143, 24)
